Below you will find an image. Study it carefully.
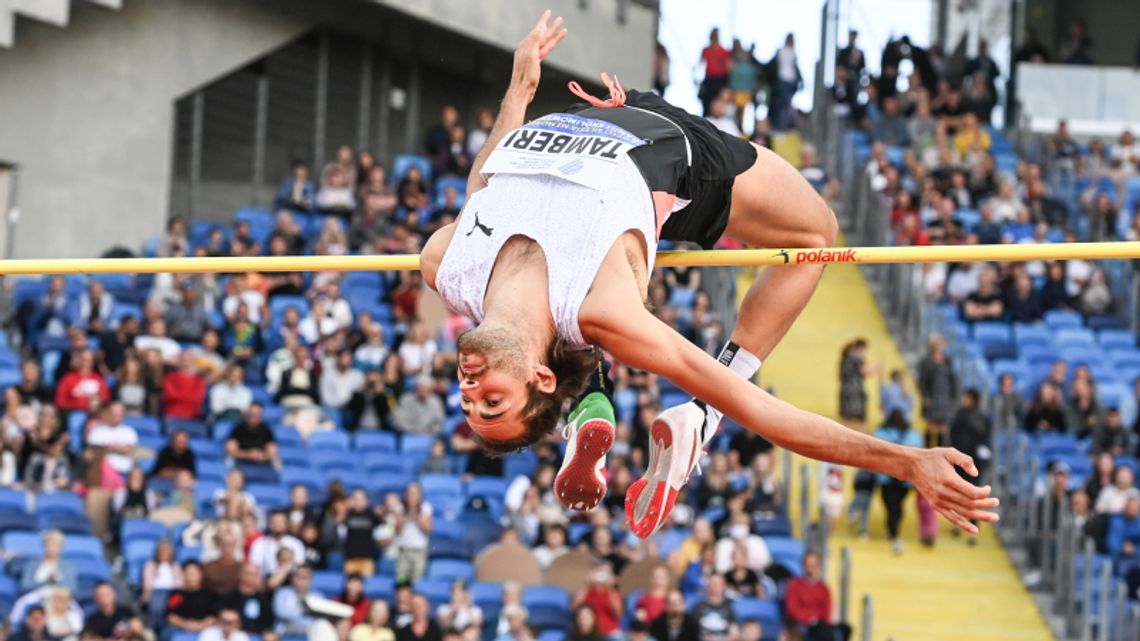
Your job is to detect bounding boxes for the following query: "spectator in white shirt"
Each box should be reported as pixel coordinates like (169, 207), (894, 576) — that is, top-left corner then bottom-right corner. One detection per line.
(222, 275), (266, 326)
(298, 299), (339, 345)
(199, 608), (250, 641)
(392, 377), (445, 435)
(77, 280), (114, 334)
(86, 402), (138, 475)
(134, 319), (182, 364)
(353, 323), (389, 371)
(705, 92), (742, 137)
(320, 350), (364, 410)
(398, 323), (438, 376)
(210, 364), (253, 424)
(320, 282), (354, 330)
(248, 511), (306, 578)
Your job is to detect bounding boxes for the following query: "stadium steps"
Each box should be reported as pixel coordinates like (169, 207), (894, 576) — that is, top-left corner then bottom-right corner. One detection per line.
(749, 259), (1053, 641)
(0, 0), (121, 49)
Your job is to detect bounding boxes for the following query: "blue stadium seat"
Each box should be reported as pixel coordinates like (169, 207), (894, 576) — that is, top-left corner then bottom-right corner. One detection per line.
(401, 434), (435, 456)
(311, 570), (345, 596)
(504, 452), (539, 480)
(164, 417), (209, 439)
(426, 559), (475, 583)
(1, 530), (42, 557)
(1099, 329), (1137, 351)
(354, 431), (397, 453)
(234, 208), (275, 244)
(1044, 310), (1083, 329)
(393, 154), (432, 184)
(972, 321), (1012, 345)
(466, 476), (509, 500)
(0, 488), (28, 514)
(1013, 323), (1053, 347)
(1109, 350), (1140, 370)
(1060, 346), (1104, 367)
(280, 468), (327, 494)
(269, 296), (310, 320)
(308, 430), (351, 451)
(471, 581), (503, 607)
(751, 515), (793, 538)
(35, 493), (84, 516)
(364, 453), (406, 475)
(189, 438), (224, 461)
(247, 483), (289, 509)
(955, 208), (980, 231)
(0, 512), (35, 535)
(414, 578), (453, 608)
(279, 445), (310, 469)
(764, 536), (805, 575)
(427, 536), (470, 560)
(121, 518), (167, 544)
(176, 546), (203, 563)
(271, 426), (303, 447)
(236, 463), (279, 485)
(38, 513), (92, 535)
(364, 575), (395, 601)
(420, 474), (461, 497)
(523, 585), (571, 609)
(61, 534), (104, 560)
(1054, 327), (1096, 348)
(733, 597), (781, 625)
(538, 631), (564, 641)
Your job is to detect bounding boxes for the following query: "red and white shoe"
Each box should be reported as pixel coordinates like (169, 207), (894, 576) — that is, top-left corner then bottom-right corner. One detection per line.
(625, 401), (718, 538)
(554, 392), (616, 512)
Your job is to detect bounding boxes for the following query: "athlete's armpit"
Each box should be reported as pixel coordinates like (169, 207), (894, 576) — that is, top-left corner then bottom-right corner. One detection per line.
(420, 222), (457, 290)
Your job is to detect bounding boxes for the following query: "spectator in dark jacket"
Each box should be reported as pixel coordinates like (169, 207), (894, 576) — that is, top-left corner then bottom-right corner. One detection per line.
(649, 590), (701, 641)
(275, 162), (316, 212)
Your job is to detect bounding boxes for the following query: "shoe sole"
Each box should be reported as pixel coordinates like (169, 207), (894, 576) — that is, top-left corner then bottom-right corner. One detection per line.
(625, 412), (699, 538)
(554, 419), (614, 511)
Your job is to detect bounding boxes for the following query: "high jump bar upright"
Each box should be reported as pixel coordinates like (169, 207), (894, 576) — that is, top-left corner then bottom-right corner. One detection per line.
(0, 242), (1139, 275)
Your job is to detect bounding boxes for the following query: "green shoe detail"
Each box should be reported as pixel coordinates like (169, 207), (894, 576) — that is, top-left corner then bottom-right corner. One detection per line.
(568, 392), (615, 426)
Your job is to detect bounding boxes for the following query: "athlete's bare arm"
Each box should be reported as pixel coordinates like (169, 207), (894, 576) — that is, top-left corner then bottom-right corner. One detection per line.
(422, 11), (567, 290)
(580, 283), (1000, 533)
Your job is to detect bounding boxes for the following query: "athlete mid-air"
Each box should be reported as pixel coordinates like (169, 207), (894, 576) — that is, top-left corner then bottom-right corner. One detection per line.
(419, 12), (999, 537)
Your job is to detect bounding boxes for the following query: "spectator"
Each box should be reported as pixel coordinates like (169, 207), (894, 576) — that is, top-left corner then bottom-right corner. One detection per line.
(838, 338), (870, 431)
(1107, 496), (1140, 562)
(918, 334), (957, 447)
(55, 350), (110, 411)
(433, 125), (471, 178)
(572, 565), (623, 640)
(203, 527), (244, 595)
(962, 266), (1004, 321)
(23, 430), (73, 493)
(782, 552), (833, 641)
(41, 587), (83, 641)
(20, 530), (77, 593)
(225, 404), (279, 469)
(199, 608), (250, 641)
(533, 524), (569, 571)
(873, 409), (922, 554)
(273, 564), (338, 641)
(705, 91), (741, 138)
(698, 29), (731, 116)
(436, 580), (483, 633)
(768, 33), (803, 131)
(1096, 466), (1137, 515)
(210, 364), (252, 425)
(113, 467), (158, 525)
(321, 349), (365, 412)
(343, 488), (382, 577)
(162, 352), (206, 419)
(1024, 382), (1067, 433)
(275, 161), (316, 212)
(397, 594), (443, 641)
(166, 561), (216, 635)
(722, 547), (761, 598)
(114, 356), (151, 415)
(872, 96), (909, 147)
(275, 344), (320, 409)
(219, 564), (274, 635)
(692, 573), (737, 641)
(1040, 261), (1072, 310)
(352, 600), (396, 641)
(317, 165), (357, 216)
(84, 583), (134, 640)
(1085, 452), (1116, 506)
(77, 280), (114, 335)
(397, 166), (430, 213)
(649, 590), (700, 641)
(87, 403), (137, 476)
(141, 540), (183, 626)
(336, 574), (372, 629)
(9, 605), (50, 641)
(398, 324), (437, 377)
(394, 483), (433, 582)
(493, 604), (531, 641)
(135, 319), (182, 364)
(392, 376), (445, 435)
(250, 512), (306, 577)
(634, 566), (670, 624)
(1006, 271), (1044, 323)
(165, 282), (209, 343)
(426, 106), (460, 157)
(567, 605), (604, 641)
(1094, 409), (1130, 456)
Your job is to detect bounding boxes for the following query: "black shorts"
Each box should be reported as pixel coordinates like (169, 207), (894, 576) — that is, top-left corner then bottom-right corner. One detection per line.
(624, 92), (758, 249)
(563, 90), (758, 250)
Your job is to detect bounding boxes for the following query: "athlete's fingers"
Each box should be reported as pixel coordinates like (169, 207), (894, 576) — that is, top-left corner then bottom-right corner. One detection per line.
(940, 508), (978, 534)
(540, 27), (568, 58)
(533, 9), (552, 35)
(946, 447), (979, 477)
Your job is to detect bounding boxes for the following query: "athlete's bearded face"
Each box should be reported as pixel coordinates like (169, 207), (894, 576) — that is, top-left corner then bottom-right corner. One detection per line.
(457, 326), (534, 441)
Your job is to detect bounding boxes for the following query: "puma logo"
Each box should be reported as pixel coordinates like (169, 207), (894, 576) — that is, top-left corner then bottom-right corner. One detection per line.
(466, 212), (494, 237)
(776, 249), (790, 264)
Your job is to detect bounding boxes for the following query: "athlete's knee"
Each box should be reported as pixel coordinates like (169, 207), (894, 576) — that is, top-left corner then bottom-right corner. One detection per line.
(804, 198), (838, 249)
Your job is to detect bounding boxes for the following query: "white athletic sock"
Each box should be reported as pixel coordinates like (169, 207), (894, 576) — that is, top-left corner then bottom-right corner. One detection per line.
(693, 341), (761, 437)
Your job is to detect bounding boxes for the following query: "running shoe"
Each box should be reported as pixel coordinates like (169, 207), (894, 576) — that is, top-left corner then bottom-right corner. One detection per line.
(625, 401), (719, 538)
(554, 392), (616, 511)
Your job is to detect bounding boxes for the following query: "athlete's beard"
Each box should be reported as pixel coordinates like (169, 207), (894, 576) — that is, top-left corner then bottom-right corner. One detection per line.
(457, 325), (530, 380)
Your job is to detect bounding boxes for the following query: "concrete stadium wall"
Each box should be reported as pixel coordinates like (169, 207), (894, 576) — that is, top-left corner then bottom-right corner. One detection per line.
(0, 0), (334, 258)
(371, 0), (656, 87)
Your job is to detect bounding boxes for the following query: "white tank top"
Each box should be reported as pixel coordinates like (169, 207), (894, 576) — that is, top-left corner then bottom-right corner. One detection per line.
(435, 155), (656, 347)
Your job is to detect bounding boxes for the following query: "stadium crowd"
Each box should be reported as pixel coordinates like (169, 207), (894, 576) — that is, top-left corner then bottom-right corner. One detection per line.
(0, 58), (841, 641)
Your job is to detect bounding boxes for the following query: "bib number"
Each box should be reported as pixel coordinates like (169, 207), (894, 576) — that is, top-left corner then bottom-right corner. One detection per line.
(481, 113), (645, 190)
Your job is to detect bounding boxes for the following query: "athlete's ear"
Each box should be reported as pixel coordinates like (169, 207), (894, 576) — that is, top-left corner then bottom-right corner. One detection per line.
(533, 364), (557, 394)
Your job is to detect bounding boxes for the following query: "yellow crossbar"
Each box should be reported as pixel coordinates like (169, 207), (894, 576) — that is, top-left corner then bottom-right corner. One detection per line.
(1, 242), (1138, 274)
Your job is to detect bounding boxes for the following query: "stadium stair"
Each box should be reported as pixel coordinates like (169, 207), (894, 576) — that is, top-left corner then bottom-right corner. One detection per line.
(0, 0), (122, 49)
(750, 259), (1053, 641)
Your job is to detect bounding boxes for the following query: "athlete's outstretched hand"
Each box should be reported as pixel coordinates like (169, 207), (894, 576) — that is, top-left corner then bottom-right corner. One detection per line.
(904, 447), (1000, 533)
(511, 10), (568, 102)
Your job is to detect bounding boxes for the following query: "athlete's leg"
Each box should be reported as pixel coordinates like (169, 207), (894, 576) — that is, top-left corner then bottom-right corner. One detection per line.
(555, 359), (616, 511)
(723, 144), (838, 359)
